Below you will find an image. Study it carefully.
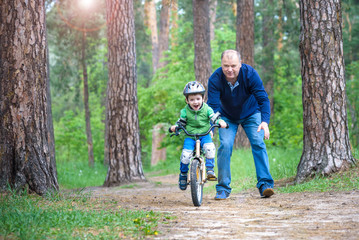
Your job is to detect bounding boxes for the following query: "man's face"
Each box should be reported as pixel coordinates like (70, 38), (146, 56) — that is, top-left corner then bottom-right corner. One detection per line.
(221, 53), (241, 83)
(186, 94), (203, 111)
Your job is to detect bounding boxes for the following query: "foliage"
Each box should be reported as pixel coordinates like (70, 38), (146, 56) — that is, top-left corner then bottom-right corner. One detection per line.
(211, 24), (237, 68)
(0, 190), (166, 239)
(54, 96), (105, 165)
(343, 0), (359, 63)
(54, 110), (87, 162)
(346, 60), (359, 148)
(134, 0), (153, 87)
(269, 66), (303, 148)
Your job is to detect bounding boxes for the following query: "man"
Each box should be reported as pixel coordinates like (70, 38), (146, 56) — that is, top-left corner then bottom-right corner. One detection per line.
(207, 49), (274, 199)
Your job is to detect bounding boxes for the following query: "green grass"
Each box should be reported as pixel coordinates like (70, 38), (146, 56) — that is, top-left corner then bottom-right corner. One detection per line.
(57, 161), (108, 189)
(0, 160), (170, 239)
(0, 189), (168, 239)
(149, 146), (359, 194)
(226, 146), (302, 193)
(279, 166), (359, 193)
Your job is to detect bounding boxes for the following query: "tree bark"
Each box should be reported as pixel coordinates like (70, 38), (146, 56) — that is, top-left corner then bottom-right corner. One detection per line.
(158, 0), (171, 69)
(261, 0), (275, 116)
(209, 0), (217, 42)
(296, 0), (356, 183)
(0, 0), (58, 194)
(235, 0), (254, 149)
(151, 124), (166, 166)
(170, 0), (179, 47)
(236, 0), (254, 66)
(193, 0), (212, 92)
(81, 31), (95, 168)
(277, 0), (283, 52)
(104, 0), (145, 187)
(144, 0), (159, 74)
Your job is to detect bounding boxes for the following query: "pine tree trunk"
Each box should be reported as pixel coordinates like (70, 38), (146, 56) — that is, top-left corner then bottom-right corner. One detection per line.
(104, 0), (145, 187)
(261, 0), (275, 116)
(296, 0), (356, 183)
(235, 0), (254, 148)
(236, 0), (254, 66)
(158, 0), (171, 69)
(144, 0), (159, 74)
(151, 124), (166, 166)
(193, 0), (212, 92)
(277, 0), (283, 52)
(209, 0), (217, 42)
(171, 0), (179, 47)
(81, 31), (95, 168)
(0, 0), (58, 194)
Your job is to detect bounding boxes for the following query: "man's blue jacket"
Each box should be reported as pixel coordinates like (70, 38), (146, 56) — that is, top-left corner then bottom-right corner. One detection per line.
(207, 64), (271, 124)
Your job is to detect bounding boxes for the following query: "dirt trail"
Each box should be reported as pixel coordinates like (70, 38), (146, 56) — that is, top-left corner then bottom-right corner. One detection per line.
(84, 174), (359, 240)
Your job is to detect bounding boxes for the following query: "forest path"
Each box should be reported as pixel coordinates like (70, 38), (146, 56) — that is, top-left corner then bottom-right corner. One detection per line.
(83, 174), (359, 240)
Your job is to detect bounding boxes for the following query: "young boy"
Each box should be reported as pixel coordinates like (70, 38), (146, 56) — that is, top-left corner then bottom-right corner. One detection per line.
(170, 81), (227, 190)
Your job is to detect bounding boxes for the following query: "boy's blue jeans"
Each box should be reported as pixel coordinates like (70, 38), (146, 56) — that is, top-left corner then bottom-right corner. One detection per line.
(180, 134), (214, 173)
(216, 113), (274, 193)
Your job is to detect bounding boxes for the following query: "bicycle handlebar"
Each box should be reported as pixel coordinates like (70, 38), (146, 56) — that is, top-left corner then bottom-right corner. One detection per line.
(169, 122), (228, 139)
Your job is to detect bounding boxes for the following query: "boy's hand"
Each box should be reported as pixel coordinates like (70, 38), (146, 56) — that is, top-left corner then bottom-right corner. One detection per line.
(218, 119), (227, 128)
(210, 131), (213, 138)
(170, 125), (177, 132)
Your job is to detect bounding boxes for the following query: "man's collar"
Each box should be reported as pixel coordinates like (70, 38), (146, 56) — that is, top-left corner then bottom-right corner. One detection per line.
(227, 81), (239, 91)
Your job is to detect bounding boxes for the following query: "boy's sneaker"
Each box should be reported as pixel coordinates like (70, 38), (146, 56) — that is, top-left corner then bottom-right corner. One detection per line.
(178, 173), (188, 191)
(214, 190), (230, 200)
(206, 170), (217, 181)
(259, 183), (274, 198)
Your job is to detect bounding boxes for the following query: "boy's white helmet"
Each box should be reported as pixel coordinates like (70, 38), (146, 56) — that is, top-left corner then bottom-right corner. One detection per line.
(183, 81), (205, 97)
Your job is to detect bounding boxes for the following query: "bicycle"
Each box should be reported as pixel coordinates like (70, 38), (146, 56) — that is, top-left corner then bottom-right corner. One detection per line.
(169, 122), (226, 207)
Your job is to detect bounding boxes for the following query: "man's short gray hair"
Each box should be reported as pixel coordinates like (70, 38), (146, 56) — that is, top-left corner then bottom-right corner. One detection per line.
(221, 50), (241, 62)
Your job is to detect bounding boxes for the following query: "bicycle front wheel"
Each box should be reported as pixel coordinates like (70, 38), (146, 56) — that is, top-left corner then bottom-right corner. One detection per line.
(190, 159), (204, 207)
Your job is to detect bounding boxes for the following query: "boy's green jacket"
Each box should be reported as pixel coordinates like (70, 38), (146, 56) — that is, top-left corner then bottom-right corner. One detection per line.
(178, 102), (216, 135)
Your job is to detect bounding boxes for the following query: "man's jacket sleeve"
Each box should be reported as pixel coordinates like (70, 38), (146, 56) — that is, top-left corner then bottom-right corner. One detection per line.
(207, 72), (221, 114)
(249, 70), (271, 124)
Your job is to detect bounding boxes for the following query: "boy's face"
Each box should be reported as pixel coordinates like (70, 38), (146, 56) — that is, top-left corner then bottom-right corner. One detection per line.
(186, 94), (203, 111)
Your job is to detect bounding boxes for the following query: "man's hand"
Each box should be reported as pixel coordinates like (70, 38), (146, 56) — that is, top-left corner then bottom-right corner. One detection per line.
(218, 119), (227, 128)
(257, 122), (270, 140)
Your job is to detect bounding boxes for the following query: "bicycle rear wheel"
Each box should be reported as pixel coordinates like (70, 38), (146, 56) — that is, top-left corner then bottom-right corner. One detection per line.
(190, 159), (203, 206)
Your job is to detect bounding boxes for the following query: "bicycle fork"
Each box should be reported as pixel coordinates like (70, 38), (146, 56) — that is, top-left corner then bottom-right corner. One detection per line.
(195, 139), (206, 184)
(188, 139), (206, 185)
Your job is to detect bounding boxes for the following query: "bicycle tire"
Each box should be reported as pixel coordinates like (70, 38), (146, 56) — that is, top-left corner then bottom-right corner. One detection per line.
(190, 159), (203, 206)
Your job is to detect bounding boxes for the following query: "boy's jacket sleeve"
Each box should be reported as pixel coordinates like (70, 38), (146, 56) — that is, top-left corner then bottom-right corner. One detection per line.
(176, 108), (187, 126)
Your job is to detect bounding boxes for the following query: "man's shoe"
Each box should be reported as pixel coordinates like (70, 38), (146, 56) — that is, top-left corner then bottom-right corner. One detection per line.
(206, 170), (217, 181)
(259, 184), (274, 198)
(178, 173), (188, 191)
(214, 190), (230, 200)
